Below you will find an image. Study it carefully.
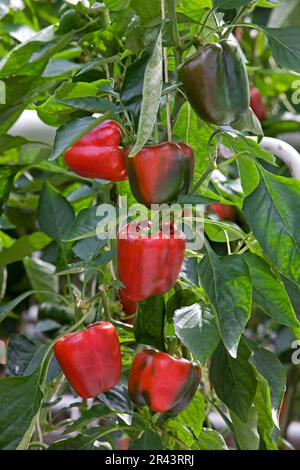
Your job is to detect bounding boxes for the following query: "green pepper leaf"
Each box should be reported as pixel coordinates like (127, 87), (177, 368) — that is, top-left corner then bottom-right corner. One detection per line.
(260, 26), (300, 70)
(243, 166), (300, 285)
(174, 303), (220, 365)
(210, 339), (258, 423)
(129, 31), (162, 157)
(134, 294), (166, 351)
(198, 249), (252, 357)
(0, 370), (43, 449)
(38, 182), (75, 243)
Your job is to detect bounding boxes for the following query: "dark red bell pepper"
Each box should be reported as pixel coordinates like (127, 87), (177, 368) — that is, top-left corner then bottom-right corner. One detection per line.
(209, 203), (237, 221)
(118, 289), (137, 325)
(250, 87), (266, 122)
(178, 40), (250, 125)
(128, 350), (201, 414)
(125, 142), (194, 207)
(117, 221), (186, 302)
(64, 120), (128, 181)
(53, 321), (121, 398)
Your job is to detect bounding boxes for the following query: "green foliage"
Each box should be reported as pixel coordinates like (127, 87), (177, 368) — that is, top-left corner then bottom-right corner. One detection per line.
(0, 0), (299, 452)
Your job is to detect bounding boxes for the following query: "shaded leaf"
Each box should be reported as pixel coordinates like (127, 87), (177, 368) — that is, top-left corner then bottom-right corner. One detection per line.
(198, 249), (252, 357)
(210, 340), (258, 422)
(134, 295), (166, 351)
(38, 183), (74, 243)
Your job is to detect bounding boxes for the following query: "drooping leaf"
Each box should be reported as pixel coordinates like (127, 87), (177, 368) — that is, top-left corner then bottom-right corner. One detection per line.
(134, 295), (166, 351)
(129, 31), (162, 156)
(174, 303), (220, 365)
(210, 340), (258, 422)
(198, 249), (252, 357)
(120, 48), (154, 128)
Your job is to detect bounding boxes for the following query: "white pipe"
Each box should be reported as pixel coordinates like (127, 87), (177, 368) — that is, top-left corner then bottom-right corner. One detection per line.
(218, 136), (300, 180)
(8, 110), (56, 145)
(257, 137), (300, 179)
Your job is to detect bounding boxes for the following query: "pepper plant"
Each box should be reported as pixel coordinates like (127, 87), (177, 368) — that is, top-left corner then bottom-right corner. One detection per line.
(0, 0), (300, 451)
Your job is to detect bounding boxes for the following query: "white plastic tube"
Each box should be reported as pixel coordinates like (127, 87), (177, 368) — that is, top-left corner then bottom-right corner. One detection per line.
(257, 136), (300, 179)
(218, 136), (300, 180)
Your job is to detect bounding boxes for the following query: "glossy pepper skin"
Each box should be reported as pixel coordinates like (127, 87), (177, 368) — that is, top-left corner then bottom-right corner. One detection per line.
(64, 120), (127, 181)
(53, 321), (121, 398)
(178, 41), (250, 125)
(117, 221), (186, 302)
(209, 203), (237, 221)
(128, 350), (201, 414)
(250, 88), (266, 122)
(125, 142), (194, 208)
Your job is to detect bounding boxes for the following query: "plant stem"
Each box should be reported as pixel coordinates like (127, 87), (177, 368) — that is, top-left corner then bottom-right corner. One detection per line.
(191, 163), (215, 194)
(198, 8), (215, 39)
(161, 92), (185, 141)
(167, 0), (180, 47)
(161, 0), (172, 141)
(100, 287), (133, 332)
(61, 244), (73, 302)
(28, 441), (48, 450)
(222, 3), (256, 39)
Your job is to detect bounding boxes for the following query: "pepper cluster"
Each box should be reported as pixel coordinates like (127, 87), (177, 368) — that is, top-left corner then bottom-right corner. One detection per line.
(54, 38), (248, 413)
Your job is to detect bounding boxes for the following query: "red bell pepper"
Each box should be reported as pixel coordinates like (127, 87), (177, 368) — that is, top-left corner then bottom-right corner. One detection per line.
(53, 321), (121, 398)
(117, 221), (186, 302)
(250, 88), (266, 122)
(209, 203), (237, 221)
(128, 350), (201, 414)
(64, 120), (128, 181)
(125, 142), (194, 207)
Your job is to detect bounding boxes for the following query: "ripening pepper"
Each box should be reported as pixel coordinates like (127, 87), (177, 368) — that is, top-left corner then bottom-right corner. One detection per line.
(125, 142), (194, 208)
(53, 321), (121, 398)
(209, 203), (237, 221)
(64, 120), (127, 181)
(117, 221), (186, 302)
(178, 40), (250, 125)
(250, 87), (266, 122)
(128, 350), (201, 414)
